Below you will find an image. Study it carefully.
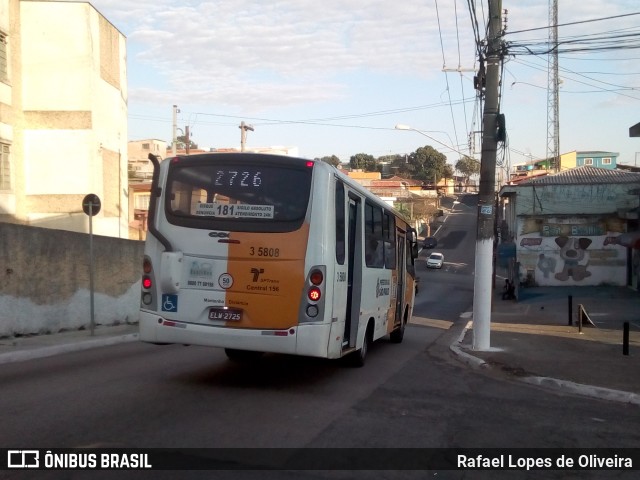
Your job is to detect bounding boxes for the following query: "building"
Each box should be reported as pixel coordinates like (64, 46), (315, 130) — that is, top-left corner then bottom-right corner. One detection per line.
(128, 139), (166, 182)
(499, 166), (640, 289)
(0, 0), (128, 237)
(510, 151), (619, 183)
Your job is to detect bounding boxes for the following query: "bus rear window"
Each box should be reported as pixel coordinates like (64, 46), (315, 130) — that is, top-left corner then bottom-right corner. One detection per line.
(165, 161), (313, 232)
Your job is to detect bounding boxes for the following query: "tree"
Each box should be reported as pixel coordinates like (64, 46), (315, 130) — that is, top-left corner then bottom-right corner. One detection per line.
(409, 145), (448, 184)
(455, 156), (481, 185)
(317, 155), (341, 167)
(349, 153), (377, 172)
(175, 135), (198, 150)
(388, 154), (412, 178)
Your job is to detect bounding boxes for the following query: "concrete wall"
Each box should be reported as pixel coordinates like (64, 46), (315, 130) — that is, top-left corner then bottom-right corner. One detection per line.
(0, 222), (143, 337)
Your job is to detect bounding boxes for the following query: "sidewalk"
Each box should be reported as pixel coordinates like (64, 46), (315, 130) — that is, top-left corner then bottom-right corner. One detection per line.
(0, 323), (139, 365)
(452, 285), (640, 405)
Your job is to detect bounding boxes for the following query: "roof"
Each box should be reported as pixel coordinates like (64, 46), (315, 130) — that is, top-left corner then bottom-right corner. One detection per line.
(515, 165), (640, 186)
(370, 176), (423, 187)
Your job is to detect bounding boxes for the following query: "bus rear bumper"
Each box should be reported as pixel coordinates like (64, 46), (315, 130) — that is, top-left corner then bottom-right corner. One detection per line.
(139, 310), (332, 358)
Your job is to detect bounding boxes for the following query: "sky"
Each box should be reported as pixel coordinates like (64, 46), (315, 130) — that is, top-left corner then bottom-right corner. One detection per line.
(88, 0), (640, 171)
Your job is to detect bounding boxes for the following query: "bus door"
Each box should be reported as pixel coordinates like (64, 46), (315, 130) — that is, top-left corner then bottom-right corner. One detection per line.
(344, 195), (362, 348)
(394, 230), (406, 326)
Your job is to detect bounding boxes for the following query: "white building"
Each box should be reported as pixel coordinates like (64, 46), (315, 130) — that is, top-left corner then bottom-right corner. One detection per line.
(0, 0), (128, 237)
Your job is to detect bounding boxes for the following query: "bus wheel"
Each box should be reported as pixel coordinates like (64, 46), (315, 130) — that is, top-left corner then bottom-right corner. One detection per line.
(390, 320), (405, 344)
(349, 326), (371, 368)
(224, 348), (263, 362)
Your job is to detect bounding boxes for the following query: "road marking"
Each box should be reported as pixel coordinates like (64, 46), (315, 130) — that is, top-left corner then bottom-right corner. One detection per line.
(410, 317), (453, 329)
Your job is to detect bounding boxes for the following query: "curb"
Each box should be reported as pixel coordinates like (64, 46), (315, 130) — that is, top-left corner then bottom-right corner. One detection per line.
(450, 316), (639, 406)
(520, 376), (640, 406)
(0, 333), (139, 365)
(449, 320), (488, 369)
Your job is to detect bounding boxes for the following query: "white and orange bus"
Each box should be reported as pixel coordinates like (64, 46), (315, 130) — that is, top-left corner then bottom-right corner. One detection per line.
(139, 152), (418, 366)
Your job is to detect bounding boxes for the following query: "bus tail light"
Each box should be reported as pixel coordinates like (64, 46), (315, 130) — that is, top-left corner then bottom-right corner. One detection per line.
(140, 256), (156, 308)
(143, 258), (152, 274)
(299, 266), (326, 322)
(309, 270), (323, 285)
(308, 286), (321, 301)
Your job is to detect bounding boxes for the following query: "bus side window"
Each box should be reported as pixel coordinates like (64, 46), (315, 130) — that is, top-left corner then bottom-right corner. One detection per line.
(383, 211), (396, 269)
(365, 201), (384, 268)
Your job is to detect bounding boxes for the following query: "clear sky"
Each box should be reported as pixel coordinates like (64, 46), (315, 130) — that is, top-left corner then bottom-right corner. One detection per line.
(90, 0), (640, 171)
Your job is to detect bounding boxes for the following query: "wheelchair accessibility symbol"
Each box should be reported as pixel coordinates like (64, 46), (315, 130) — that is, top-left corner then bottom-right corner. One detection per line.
(162, 294), (178, 312)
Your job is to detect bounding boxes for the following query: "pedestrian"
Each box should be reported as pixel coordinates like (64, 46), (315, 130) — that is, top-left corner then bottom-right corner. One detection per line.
(502, 279), (515, 300)
(502, 279), (510, 300)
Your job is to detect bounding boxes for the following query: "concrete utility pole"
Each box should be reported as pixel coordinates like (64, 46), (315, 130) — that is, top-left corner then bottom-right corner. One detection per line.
(239, 121), (254, 152)
(172, 105), (179, 156)
(472, 0), (502, 351)
(185, 126), (190, 155)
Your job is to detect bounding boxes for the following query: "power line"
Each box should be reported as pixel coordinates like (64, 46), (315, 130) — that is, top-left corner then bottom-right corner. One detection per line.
(434, 0), (462, 151)
(505, 11), (640, 36)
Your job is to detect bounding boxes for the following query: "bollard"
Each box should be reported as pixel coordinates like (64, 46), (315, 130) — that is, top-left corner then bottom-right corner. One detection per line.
(578, 305), (583, 334)
(568, 295), (573, 326)
(623, 322), (630, 356)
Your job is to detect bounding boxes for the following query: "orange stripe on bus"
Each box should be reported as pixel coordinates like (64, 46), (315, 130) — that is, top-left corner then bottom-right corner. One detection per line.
(225, 224), (310, 329)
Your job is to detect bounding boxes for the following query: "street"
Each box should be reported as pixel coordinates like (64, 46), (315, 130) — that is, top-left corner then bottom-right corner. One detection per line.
(1, 195), (638, 480)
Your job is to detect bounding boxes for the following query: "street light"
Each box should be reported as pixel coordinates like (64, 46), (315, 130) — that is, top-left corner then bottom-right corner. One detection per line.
(394, 124), (468, 158)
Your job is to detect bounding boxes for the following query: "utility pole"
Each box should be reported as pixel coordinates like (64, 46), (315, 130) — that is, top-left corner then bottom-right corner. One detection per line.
(472, 0), (502, 351)
(239, 121), (254, 152)
(185, 126), (190, 155)
(172, 105), (179, 156)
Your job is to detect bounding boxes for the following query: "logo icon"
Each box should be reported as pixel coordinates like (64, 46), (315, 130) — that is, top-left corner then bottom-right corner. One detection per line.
(162, 294), (178, 312)
(209, 231), (230, 238)
(8, 450), (40, 468)
(251, 268), (265, 282)
(189, 261), (213, 278)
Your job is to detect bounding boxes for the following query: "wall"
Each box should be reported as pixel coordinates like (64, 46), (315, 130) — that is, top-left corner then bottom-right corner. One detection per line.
(0, 222), (143, 337)
(13, 1), (128, 237)
(516, 215), (628, 287)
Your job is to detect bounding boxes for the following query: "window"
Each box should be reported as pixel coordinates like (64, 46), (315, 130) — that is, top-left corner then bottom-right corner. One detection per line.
(335, 181), (345, 265)
(364, 201), (384, 268)
(383, 211), (396, 270)
(142, 143), (150, 150)
(602, 157), (612, 165)
(0, 33), (7, 82)
(165, 160), (312, 233)
(0, 143), (10, 190)
(134, 194), (150, 210)
(584, 158), (593, 166)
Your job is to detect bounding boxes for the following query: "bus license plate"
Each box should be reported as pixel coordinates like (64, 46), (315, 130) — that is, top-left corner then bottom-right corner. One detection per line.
(208, 308), (243, 321)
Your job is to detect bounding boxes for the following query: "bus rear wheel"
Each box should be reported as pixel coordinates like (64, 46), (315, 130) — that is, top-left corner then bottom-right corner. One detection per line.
(390, 320), (405, 343)
(224, 348), (263, 362)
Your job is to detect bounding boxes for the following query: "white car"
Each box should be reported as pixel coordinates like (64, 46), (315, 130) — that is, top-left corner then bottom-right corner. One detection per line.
(426, 252), (444, 269)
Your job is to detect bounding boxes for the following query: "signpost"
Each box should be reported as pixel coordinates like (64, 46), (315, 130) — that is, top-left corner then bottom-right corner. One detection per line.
(82, 194), (101, 336)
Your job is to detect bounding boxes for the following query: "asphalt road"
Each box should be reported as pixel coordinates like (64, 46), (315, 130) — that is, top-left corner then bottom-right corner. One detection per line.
(1, 194), (638, 480)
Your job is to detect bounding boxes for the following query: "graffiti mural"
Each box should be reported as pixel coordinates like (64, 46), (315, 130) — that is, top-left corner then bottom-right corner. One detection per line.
(517, 216), (627, 286)
(553, 236), (592, 281)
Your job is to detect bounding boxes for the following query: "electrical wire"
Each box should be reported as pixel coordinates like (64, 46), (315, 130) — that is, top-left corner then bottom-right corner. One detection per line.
(434, 0), (462, 154)
(505, 11), (640, 36)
